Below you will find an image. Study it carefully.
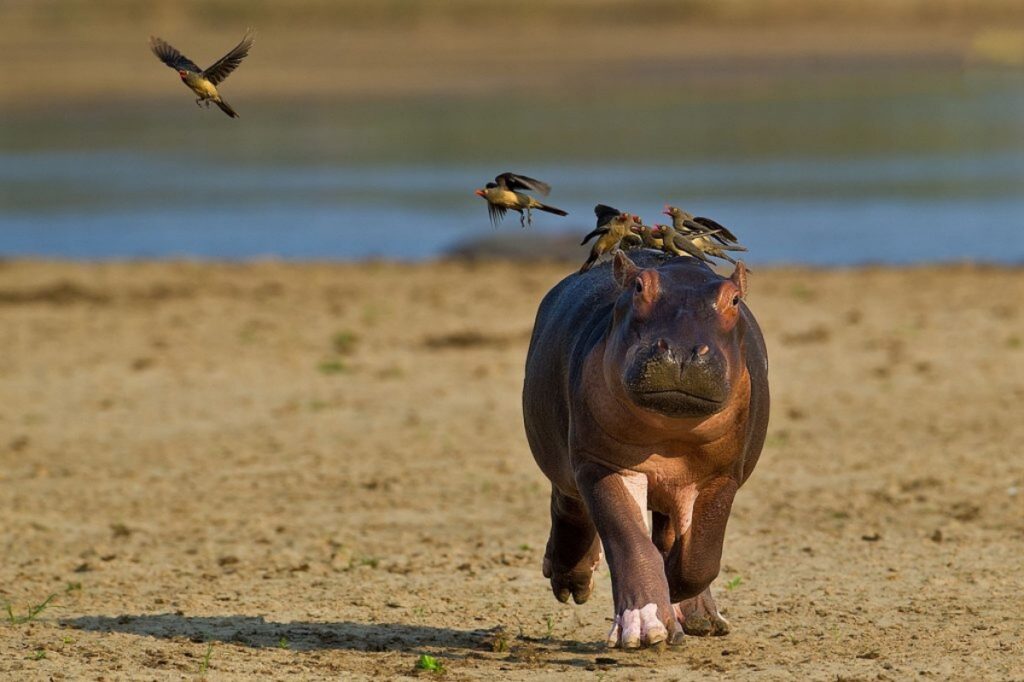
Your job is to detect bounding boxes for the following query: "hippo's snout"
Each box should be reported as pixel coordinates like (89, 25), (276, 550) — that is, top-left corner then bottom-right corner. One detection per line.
(624, 337), (730, 417)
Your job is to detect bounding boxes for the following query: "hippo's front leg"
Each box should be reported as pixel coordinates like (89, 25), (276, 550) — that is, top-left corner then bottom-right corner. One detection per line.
(661, 476), (738, 636)
(575, 460), (681, 648)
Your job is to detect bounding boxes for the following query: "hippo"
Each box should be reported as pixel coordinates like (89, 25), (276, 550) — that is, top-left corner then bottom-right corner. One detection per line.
(522, 249), (769, 648)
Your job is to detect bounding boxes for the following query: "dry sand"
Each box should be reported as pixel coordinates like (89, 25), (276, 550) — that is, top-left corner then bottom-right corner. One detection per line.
(1, 259), (1022, 680)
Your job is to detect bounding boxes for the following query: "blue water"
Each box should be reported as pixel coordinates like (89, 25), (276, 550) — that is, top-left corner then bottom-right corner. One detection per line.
(2, 72), (1022, 264)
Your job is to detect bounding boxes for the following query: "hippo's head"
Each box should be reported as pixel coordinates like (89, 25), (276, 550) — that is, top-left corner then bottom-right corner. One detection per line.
(603, 251), (749, 419)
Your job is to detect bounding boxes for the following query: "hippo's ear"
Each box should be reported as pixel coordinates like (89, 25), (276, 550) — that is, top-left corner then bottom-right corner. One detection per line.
(730, 261), (748, 299)
(612, 250), (640, 288)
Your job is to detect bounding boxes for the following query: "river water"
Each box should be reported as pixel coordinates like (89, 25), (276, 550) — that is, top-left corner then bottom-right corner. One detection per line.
(2, 69), (1021, 264)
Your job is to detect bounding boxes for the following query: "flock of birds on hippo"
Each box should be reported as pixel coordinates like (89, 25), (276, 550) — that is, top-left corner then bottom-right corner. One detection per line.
(473, 172), (749, 274)
(151, 29), (767, 652)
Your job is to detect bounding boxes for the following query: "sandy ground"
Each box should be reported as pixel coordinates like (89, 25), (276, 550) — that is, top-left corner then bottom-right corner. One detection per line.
(1, 259), (1022, 680)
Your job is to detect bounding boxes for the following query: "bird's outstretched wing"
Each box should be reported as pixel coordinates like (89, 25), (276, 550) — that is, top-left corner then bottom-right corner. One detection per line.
(593, 204), (621, 228)
(203, 30), (255, 85)
(487, 201), (507, 227)
(150, 36), (202, 73)
(580, 227), (609, 245)
(496, 172), (551, 196)
(691, 216), (739, 244)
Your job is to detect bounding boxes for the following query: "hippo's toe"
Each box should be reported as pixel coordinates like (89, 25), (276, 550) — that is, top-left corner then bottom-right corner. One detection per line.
(673, 587), (730, 636)
(543, 557), (595, 604)
(606, 603), (678, 649)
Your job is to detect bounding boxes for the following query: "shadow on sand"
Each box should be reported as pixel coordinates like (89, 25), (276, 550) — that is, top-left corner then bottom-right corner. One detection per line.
(60, 613), (613, 666)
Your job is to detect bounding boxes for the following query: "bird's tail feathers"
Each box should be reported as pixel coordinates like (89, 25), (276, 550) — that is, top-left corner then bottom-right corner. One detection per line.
(537, 203), (568, 217)
(215, 99), (239, 118)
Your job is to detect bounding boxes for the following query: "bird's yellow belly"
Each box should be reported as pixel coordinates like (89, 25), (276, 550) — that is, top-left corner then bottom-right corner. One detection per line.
(189, 79), (218, 99)
(489, 189), (538, 210)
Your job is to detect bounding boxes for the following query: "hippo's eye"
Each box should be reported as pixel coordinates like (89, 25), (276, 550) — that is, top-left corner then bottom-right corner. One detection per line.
(731, 294), (740, 306)
(635, 280), (644, 294)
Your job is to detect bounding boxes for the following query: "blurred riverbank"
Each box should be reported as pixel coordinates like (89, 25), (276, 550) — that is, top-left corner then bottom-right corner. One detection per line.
(2, 0), (1024, 109)
(2, 0), (1022, 264)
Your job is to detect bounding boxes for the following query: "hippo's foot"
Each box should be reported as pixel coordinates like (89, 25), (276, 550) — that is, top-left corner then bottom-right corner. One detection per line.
(672, 586), (730, 636)
(542, 549), (599, 605)
(606, 603), (681, 649)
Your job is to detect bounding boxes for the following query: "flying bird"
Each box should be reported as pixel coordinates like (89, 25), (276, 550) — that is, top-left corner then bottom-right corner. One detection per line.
(150, 30), (255, 118)
(579, 207), (641, 273)
(474, 172), (568, 227)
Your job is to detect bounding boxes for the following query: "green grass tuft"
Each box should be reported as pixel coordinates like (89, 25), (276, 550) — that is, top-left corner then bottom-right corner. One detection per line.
(318, 360), (348, 375)
(5, 593), (57, 625)
(199, 642), (214, 674)
(331, 331), (360, 355)
(415, 653), (444, 672)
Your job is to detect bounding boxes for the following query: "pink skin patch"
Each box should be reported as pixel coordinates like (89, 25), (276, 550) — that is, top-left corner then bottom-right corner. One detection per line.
(618, 470), (649, 531)
(606, 603), (668, 648)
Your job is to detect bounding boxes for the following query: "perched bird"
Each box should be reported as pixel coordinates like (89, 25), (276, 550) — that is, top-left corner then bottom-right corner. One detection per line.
(651, 224), (714, 264)
(655, 224), (752, 270)
(579, 207), (641, 273)
(150, 30), (255, 118)
(593, 203), (622, 230)
(663, 204), (748, 262)
(631, 222), (664, 250)
(663, 205), (741, 246)
(693, 233), (745, 265)
(475, 172), (568, 227)
(584, 206), (643, 242)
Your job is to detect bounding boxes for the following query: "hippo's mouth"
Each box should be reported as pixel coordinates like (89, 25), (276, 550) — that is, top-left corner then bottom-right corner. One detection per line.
(632, 388), (726, 418)
(641, 389), (723, 405)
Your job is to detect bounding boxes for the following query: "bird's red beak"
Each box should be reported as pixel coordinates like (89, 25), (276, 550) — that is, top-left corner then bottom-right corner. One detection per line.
(661, 209), (671, 217)
(474, 189), (486, 198)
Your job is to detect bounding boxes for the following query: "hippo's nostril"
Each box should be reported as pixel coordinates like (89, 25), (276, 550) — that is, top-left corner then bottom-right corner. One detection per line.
(657, 338), (669, 353)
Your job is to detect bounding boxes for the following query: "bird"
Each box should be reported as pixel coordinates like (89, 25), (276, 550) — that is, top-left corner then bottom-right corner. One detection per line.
(631, 222), (664, 250)
(579, 207), (641, 273)
(150, 30), (255, 118)
(662, 205), (748, 260)
(694, 238), (745, 265)
(594, 203), (622, 228)
(651, 224), (715, 264)
(662, 205), (741, 246)
(474, 173), (568, 227)
(654, 224), (752, 270)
